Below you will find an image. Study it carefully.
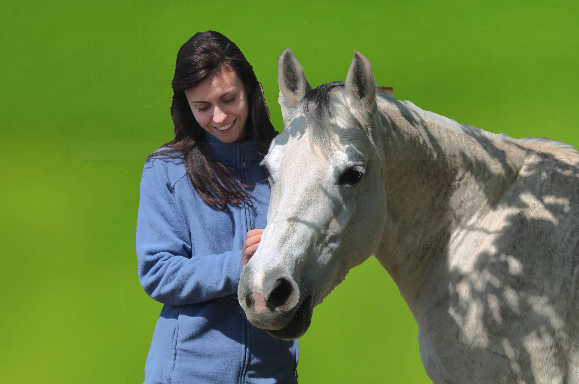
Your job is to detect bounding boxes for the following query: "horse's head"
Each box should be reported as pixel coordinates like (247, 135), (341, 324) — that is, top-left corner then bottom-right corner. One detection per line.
(238, 50), (389, 340)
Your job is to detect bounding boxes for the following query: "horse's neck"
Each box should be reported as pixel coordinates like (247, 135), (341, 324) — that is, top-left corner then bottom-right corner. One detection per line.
(373, 99), (527, 313)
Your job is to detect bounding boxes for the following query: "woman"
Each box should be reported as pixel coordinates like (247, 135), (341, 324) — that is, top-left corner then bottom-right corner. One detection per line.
(136, 31), (299, 383)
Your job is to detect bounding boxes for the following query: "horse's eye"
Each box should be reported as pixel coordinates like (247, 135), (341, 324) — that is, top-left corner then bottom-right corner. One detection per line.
(338, 166), (365, 185)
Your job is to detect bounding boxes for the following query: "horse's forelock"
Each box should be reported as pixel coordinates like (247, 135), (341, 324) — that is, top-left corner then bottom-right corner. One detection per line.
(300, 82), (344, 118)
(292, 82), (368, 156)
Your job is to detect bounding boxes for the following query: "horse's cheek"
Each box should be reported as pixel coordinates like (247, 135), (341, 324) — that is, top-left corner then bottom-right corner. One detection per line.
(353, 180), (387, 252)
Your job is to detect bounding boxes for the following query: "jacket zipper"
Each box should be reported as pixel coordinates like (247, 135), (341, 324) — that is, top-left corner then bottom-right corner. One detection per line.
(239, 143), (250, 383)
(240, 144), (250, 231)
(240, 145), (245, 169)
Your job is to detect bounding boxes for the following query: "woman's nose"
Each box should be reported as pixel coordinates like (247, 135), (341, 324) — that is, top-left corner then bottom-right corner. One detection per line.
(213, 106), (227, 124)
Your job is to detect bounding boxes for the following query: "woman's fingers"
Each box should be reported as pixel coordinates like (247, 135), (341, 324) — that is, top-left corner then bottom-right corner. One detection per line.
(242, 229), (264, 267)
(246, 228), (264, 240)
(244, 242), (260, 256)
(245, 229), (263, 247)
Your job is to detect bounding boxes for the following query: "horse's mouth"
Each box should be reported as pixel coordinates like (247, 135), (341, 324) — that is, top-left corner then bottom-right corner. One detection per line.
(267, 295), (313, 340)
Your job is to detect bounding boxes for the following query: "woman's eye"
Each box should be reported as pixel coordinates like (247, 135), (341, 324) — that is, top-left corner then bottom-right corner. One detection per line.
(197, 106), (210, 112)
(224, 97), (235, 103)
(338, 166), (365, 185)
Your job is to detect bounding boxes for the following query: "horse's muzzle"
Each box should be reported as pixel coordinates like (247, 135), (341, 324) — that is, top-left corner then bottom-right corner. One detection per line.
(238, 266), (312, 340)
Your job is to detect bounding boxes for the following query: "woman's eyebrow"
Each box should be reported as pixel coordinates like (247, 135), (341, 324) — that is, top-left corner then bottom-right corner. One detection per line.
(190, 90), (235, 104)
(219, 90), (234, 99)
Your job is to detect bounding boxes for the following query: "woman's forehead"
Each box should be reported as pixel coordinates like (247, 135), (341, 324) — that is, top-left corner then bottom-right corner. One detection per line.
(184, 66), (243, 102)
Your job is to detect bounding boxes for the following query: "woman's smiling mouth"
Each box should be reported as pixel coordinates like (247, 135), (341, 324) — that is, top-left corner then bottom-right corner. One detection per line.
(215, 118), (236, 131)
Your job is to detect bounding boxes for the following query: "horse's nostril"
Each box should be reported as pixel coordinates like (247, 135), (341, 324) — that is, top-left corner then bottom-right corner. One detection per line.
(245, 293), (254, 308)
(266, 277), (294, 308)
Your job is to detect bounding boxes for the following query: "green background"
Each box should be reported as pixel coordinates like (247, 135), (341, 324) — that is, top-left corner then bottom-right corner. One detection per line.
(2, 0), (577, 383)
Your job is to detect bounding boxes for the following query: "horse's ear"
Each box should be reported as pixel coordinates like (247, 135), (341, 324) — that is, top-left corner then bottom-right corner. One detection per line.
(278, 49), (313, 112)
(346, 51), (376, 112)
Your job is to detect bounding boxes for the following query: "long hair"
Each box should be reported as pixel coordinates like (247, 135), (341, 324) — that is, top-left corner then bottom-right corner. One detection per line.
(149, 31), (277, 210)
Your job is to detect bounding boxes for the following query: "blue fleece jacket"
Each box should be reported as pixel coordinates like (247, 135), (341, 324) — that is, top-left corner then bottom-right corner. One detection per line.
(136, 132), (298, 384)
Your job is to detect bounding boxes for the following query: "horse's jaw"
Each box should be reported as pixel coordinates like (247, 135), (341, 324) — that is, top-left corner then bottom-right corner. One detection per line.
(238, 226), (380, 339)
(266, 295), (313, 340)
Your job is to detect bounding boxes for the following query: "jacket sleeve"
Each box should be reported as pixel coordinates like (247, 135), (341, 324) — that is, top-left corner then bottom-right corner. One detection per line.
(136, 159), (244, 306)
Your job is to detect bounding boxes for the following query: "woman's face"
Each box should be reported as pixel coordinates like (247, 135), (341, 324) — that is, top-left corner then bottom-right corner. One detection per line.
(184, 66), (249, 143)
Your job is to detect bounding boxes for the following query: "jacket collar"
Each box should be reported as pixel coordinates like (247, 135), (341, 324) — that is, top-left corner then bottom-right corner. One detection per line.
(205, 131), (262, 168)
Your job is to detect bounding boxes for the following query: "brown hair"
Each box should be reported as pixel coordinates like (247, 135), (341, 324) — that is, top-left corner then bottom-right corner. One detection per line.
(149, 31), (277, 209)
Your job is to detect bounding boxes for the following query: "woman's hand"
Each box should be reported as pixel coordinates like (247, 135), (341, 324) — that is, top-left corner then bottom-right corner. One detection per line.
(242, 229), (264, 267)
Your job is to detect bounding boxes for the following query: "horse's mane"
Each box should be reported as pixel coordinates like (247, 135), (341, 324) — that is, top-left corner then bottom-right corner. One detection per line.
(379, 96), (578, 154)
(293, 83), (577, 157)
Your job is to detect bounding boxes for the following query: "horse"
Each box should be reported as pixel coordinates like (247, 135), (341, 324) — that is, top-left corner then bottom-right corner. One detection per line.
(238, 49), (579, 383)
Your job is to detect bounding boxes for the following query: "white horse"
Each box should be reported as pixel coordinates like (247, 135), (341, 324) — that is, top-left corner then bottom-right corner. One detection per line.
(238, 49), (579, 383)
